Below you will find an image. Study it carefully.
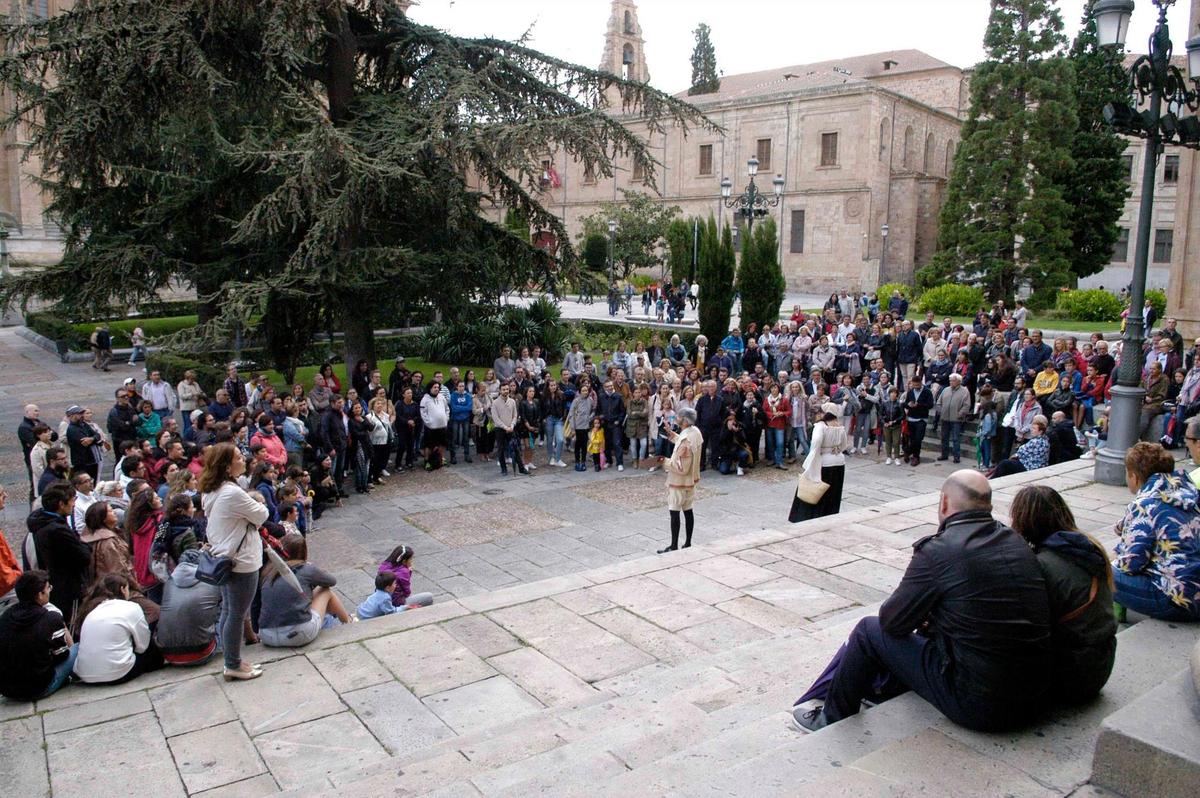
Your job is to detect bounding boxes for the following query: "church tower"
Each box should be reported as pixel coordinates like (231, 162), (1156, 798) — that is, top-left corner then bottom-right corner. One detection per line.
(599, 1), (650, 109)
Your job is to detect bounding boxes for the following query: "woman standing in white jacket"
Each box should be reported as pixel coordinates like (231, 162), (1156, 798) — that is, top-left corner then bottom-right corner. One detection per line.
(789, 403), (847, 523)
(200, 443), (269, 681)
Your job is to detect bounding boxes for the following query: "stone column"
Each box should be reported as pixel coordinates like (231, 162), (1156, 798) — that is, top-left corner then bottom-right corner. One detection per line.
(1167, 0), (1200, 336)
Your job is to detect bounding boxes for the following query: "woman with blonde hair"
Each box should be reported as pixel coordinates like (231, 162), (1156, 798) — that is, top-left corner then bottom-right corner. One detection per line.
(200, 443), (268, 681)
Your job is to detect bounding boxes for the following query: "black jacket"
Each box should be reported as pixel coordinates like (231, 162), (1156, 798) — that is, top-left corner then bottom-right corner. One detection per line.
(881, 510), (1051, 726)
(904, 386), (934, 420)
(65, 419), (98, 468)
(1047, 420), (1082, 464)
(106, 403), (139, 445)
(22, 509), (92, 627)
(597, 391), (626, 425)
(321, 407), (348, 454)
(18, 416), (56, 462)
(0, 601), (71, 700)
(695, 394), (726, 430)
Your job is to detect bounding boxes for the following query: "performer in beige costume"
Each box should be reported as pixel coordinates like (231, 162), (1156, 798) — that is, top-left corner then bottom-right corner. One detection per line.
(659, 407), (704, 553)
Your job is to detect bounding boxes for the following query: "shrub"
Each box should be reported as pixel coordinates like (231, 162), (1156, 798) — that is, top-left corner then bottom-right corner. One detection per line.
(571, 321), (699, 355)
(918, 284), (986, 317)
(1145, 289), (1167, 320)
(582, 234), (609, 272)
(419, 299), (570, 366)
(27, 311), (90, 350)
(876, 282), (917, 301)
(1055, 289), (1123, 322)
(145, 353), (226, 396)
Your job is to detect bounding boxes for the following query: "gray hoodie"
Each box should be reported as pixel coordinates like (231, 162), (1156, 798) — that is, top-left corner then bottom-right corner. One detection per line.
(155, 549), (221, 655)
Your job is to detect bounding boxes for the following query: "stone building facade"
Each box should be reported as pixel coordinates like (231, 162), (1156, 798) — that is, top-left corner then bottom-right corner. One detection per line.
(522, 0), (967, 294)
(1165, 0), (1200, 336)
(0, 0), (71, 264)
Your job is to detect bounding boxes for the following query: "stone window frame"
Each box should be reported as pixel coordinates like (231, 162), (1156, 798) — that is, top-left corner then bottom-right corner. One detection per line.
(1152, 228), (1173, 264)
(1163, 154), (1180, 186)
(817, 131), (840, 170)
(1112, 227), (1130, 263)
(698, 143), (714, 177)
(755, 138), (772, 173)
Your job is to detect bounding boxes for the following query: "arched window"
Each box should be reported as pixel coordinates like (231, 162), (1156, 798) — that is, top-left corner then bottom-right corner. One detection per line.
(879, 119), (890, 162)
(622, 43), (634, 80)
(924, 133), (936, 173)
(945, 141), (956, 176)
(624, 10), (635, 34)
(902, 126), (914, 170)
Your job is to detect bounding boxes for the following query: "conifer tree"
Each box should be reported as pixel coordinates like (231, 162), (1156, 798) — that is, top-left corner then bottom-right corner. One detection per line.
(1060, 1), (1130, 281)
(689, 23), (721, 96)
(0, 1), (708, 369)
(664, 218), (693, 285)
(922, 0), (1077, 300)
(698, 216), (735, 344)
(737, 219), (785, 332)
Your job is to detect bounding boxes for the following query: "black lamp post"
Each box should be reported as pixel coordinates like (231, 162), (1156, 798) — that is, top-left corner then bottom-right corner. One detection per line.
(1092, 0), (1200, 485)
(607, 218), (617, 286)
(720, 156), (785, 235)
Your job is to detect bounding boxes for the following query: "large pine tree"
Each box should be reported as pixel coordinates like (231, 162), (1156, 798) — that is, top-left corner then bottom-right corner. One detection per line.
(698, 217), (735, 344)
(688, 23), (720, 96)
(0, 1), (707, 368)
(1060, 1), (1130, 282)
(736, 218), (785, 332)
(922, 0), (1077, 300)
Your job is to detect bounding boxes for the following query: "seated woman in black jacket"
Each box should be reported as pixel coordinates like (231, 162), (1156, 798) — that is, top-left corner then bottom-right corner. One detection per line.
(1009, 485), (1116, 705)
(718, 416), (751, 476)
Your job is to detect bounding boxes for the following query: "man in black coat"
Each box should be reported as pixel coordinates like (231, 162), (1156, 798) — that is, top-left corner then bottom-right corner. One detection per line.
(694, 380), (727, 471)
(1047, 412), (1082, 464)
(106, 389), (139, 447)
(794, 471), (1051, 733)
(321, 396), (350, 496)
(597, 380), (627, 470)
(902, 376), (934, 466)
(64, 405), (100, 481)
(21, 483), (92, 628)
(18, 404), (56, 501)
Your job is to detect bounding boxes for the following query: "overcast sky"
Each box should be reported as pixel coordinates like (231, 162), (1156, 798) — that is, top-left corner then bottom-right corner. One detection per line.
(410, 0), (1181, 93)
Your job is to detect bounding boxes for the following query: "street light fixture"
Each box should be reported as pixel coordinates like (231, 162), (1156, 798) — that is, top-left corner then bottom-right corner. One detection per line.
(721, 156), (785, 236)
(1092, 0), (1200, 485)
(880, 223), (890, 281)
(606, 219), (617, 309)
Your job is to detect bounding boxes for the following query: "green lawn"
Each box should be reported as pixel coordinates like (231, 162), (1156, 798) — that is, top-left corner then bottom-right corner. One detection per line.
(263, 359), (490, 391)
(72, 315), (199, 347)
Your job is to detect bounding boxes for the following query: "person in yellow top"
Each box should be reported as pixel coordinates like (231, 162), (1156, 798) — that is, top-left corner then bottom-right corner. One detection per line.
(587, 418), (606, 472)
(660, 407), (704, 554)
(1032, 360), (1060, 407)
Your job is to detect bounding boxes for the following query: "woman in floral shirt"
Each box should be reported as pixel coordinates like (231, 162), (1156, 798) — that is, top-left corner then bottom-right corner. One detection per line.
(1113, 443), (1200, 622)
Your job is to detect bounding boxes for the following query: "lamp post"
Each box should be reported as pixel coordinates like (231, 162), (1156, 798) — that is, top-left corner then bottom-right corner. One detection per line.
(606, 219), (617, 316)
(721, 156), (785, 236)
(1091, 0), (1200, 484)
(880, 223), (890, 282)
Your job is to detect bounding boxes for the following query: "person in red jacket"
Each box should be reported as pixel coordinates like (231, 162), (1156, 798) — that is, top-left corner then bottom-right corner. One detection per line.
(763, 383), (791, 469)
(250, 414), (288, 469)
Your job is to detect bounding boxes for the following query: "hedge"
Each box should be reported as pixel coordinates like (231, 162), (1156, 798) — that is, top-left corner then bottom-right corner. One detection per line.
(876, 282), (917, 302)
(1055, 289), (1123, 322)
(571, 320), (699, 353)
(70, 315), (199, 347)
(918, 284), (986, 317)
(26, 311), (90, 350)
(145, 353), (227, 396)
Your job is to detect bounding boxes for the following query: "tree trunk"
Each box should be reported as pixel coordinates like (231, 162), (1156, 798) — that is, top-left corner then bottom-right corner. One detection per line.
(195, 267), (222, 325)
(340, 295), (376, 374)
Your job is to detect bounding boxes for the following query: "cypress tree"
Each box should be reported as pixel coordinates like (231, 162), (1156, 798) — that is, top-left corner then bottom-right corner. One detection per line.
(1060, 1), (1130, 282)
(737, 218), (785, 332)
(688, 23), (721, 96)
(922, 0), (1077, 301)
(664, 218), (693, 285)
(698, 216), (735, 344)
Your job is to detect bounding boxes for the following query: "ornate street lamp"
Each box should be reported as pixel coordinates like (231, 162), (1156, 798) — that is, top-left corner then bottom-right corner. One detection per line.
(720, 156), (784, 235)
(607, 218), (617, 295)
(1093, 0), (1200, 484)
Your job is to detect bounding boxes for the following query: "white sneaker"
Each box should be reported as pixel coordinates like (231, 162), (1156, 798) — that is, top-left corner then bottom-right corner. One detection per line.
(885, 457), (892, 465)
(736, 466), (745, 476)
(528, 463), (537, 470)
(647, 466), (659, 473)
(381, 469), (390, 477)
(618, 465), (624, 472)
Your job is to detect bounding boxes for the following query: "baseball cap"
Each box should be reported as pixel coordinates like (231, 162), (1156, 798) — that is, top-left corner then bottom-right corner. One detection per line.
(123, 377), (137, 386)
(65, 405), (84, 415)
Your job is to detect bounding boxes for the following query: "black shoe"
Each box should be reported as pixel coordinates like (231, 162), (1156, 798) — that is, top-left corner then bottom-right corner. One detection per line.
(337, 490), (350, 499)
(465, 457), (473, 463)
(936, 456), (949, 461)
(791, 705), (828, 734)
(953, 457), (961, 464)
(657, 546), (677, 554)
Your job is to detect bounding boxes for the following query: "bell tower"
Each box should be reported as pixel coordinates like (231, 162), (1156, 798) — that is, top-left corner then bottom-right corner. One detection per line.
(599, 0), (650, 108)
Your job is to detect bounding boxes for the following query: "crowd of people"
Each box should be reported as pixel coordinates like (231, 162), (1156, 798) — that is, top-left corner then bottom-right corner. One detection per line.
(3, 285), (1198, 712)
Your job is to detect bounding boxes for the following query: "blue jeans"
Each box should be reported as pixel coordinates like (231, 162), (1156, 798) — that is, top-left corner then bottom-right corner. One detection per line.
(940, 421), (962, 459)
(604, 422), (624, 466)
(544, 418), (564, 462)
(449, 420), (471, 460)
(718, 449), (750, 474)
(39, 644), (79, 699)
(220, 570), (260, 670)
(181, 412), (193, 436)
(789, 425), (809, 458)
(631, 436), (648, 461)
(978, 438), (993, 468)
(768, 428), (785, 466)
(1112, 567), (1200, 622)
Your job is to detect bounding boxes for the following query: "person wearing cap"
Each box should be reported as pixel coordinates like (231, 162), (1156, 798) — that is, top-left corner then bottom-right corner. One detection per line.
(65, 406), (101, 481)
(388, 356), (410, 404)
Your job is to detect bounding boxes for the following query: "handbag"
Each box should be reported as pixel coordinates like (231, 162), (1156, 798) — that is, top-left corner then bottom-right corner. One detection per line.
(795, 474), (830, 504)
(195, 527), (252, 586)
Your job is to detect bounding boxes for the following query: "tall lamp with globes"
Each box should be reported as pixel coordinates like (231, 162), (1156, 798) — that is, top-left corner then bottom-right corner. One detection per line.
(720, 156), (785, 235)
(1091, 0), (1200, 484)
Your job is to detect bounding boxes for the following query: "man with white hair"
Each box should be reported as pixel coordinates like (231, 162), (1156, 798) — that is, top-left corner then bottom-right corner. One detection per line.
(18, 404), (55, 501)
(792, 470), (1051, 734)
(936, 373), (971, 464)
(658, 407), (703, 554)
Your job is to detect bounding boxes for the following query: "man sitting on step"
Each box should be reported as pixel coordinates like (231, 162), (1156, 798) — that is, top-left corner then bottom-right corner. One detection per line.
(792, 470), (1053, 733)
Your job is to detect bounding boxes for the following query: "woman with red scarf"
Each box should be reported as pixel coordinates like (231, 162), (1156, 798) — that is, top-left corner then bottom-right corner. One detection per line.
(123, 489), (164, 603)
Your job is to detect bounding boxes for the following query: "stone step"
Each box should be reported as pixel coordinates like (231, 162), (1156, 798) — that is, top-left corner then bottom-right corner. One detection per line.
(1091, 668), (1200, 798)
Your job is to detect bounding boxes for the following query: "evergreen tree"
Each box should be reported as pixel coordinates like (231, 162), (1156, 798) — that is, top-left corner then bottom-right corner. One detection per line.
(698, 217), (735, 344)
(664, 218), (693, 285)
(582, 234), (609, 272)
(1061, 1), (1130, 282)
(688, 23), (721, 96)
(737, 219), (785, 332)
(0, 1), (707, 370)
(921, 0), (1077, 300)
(578, 191), (680, 279)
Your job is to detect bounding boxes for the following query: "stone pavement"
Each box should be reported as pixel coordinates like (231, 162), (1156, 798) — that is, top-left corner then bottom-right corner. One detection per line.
(4, 457), (1185, 798)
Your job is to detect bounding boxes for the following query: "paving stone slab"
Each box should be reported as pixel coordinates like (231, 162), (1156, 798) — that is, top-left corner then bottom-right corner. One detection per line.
(0, 716), (49, 798)
(255, 711), (389, 790)
(588, 606), (706, 666)
(306, 642), (393, 695)
(760, 538), (861, 569)
(364, 623), (495, 698)
(342, 681), (455, 754)
(42, 688), (152, 735)
(676, 613), (775, 653)
(744, 576), (858, 619)
(169, 720), (268, 794)
(150, 674), (238, 738)
(457, 573), (593, 614)
(221, 655), (346, 736)
(0, 698), (35, 722)
(590, 575), (727, 632)
(715, 595), (811, 633)
(440, 613), (525, 659)
(826, 558), (907, 593)
(192, 773), (280, 798)
(48, 712), (186, 798)
(422, 675), (544, 734)
(647, 565), (743, 605)
(488, 598), (655, 683)
(551, 587), (618, 616)
(487, 647), (600, 707)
